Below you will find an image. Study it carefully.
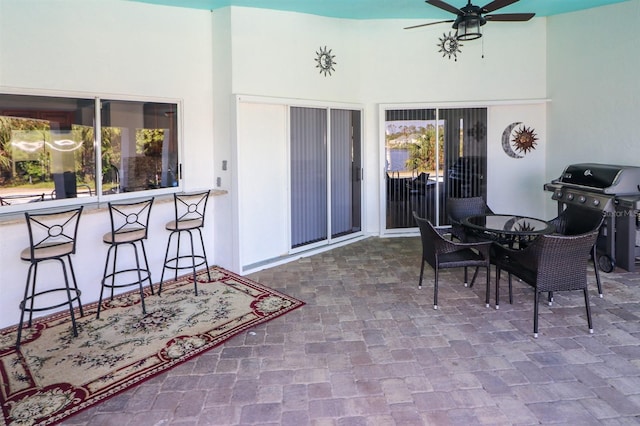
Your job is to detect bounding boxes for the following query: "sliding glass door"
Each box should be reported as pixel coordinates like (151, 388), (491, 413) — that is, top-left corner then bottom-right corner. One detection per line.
(384, 107), (487, 230)
(290, 107), (327, 247)
(331, 109), (362, 239)
(290, 107), (362, 249)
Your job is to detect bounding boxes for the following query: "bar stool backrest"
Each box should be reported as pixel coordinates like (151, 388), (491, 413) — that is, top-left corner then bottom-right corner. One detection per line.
(174, 190), (210, 228)
(24, 206), (83, 260)
(107, 198), (154, 241)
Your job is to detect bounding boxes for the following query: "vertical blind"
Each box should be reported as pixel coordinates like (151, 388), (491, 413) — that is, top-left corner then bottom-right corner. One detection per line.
(290, 107), (328, 248)
(290, 107), (362, 248)
(384, 107), (487, 229)
(330, 109), (353, 238)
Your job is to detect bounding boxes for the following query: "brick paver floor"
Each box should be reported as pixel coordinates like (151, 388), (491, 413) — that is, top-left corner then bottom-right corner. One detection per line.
(62, 236), (640, 425)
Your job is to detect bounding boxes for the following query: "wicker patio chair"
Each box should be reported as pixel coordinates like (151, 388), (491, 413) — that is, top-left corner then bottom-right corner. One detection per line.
(493, 228), (600, 337)
(413, 211), (492, 310)
(447, 196), (494, 242)
(447, 197), (494, 287)
(548, 206), (605, 297)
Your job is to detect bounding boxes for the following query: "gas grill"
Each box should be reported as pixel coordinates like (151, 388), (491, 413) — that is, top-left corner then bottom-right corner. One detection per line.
(544, 163), (640, 272)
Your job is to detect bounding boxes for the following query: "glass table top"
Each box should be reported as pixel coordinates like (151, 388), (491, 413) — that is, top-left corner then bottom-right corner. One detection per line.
(463, 214), (555, 237)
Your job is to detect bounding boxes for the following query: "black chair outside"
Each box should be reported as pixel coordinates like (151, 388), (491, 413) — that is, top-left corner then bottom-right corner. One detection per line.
(447, 196), (494, 287)
(1, 193), (45, 206)
(447, 196), (494, 243)
(413, 211), (492, 310)
(159, 190), (211, 296)
(98, 198), (154, 318)
(493, 229), (600, 338)
(548, 206), (605, 298)
(17, 206), (84, 348)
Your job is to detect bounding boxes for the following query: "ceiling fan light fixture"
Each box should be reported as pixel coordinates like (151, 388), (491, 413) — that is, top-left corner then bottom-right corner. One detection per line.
(455, 16), (483, 41)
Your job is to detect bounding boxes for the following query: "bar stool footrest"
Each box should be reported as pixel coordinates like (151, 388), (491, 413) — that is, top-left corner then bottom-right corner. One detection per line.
(163, 255), (207, 271)
(19, 288), (82, 313)
(102, 268), (152, 289)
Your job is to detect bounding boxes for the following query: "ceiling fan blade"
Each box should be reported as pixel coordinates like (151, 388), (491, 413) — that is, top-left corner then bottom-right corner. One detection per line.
(485, 12), (535, 21)
(404, 19), (455, 30)
(425, 0), (462, 16)
(481, 0), (519, 14)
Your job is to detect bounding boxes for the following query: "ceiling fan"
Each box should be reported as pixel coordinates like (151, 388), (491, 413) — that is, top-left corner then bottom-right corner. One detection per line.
(405, 0), (535, 41)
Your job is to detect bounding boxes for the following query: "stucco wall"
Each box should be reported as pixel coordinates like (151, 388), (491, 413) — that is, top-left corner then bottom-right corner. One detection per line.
(0, 0), (216, 328)
(226, 7), (548, 267)
(546, 0), (640, 218)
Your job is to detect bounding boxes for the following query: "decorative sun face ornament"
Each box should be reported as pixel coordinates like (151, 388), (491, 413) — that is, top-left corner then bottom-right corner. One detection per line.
(438, 32), (462, 61)
(501, 122), (538, 158)
(467, 121), (486, 141)
(315, 46), (336, 76)
(512, 125), (538, 155)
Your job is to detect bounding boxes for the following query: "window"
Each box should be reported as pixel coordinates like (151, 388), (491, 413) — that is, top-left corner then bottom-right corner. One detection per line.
(100, 100), (179, 194)
(0, 93), (179, 208)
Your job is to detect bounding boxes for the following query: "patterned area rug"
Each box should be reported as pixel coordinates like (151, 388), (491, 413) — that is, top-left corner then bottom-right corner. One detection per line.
(0, 267), (304, 426)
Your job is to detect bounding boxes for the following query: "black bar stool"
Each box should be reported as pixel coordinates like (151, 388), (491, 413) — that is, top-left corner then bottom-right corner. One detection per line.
(17, 206), (84, 348)
(159, 190), (211, 296)
(97, 198), (154, 318)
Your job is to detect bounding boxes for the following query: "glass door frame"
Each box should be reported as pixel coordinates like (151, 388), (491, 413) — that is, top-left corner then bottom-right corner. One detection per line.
(289, 103), (365, 254)
(379, 102), (489, 236)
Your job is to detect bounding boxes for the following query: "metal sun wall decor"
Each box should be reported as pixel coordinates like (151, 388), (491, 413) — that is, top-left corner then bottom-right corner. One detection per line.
(315, 46), (336, 76)
(467, 121), (486, 142)
(501, 122), (539, 158)
(438, 32), (462, 61)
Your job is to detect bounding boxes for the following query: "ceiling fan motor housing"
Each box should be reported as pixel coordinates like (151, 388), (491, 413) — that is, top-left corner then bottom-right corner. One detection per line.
(453, 4), (486, 40)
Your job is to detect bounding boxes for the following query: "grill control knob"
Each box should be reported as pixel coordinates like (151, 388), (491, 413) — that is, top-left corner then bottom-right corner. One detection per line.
(593, 199), (600, 206)
(579, 196), (586, 203)
(555, 190), (563, 198)
(567, 193), (574, 201)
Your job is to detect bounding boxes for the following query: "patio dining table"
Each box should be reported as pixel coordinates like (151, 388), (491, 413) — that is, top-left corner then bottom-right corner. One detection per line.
(462, 213), (557, 308)
(462, 213), (556, 247)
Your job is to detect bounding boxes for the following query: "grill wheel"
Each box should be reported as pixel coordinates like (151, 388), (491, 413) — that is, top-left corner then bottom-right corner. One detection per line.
(598, 254), (615, 273)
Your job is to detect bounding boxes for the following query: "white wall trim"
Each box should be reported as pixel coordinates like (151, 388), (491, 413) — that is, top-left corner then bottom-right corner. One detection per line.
(236, 94), (362, 110)
(379, 98), (550, 111)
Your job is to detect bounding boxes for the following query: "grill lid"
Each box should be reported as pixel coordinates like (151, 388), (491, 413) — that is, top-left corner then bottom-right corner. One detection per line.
(555, 163), (640, 194)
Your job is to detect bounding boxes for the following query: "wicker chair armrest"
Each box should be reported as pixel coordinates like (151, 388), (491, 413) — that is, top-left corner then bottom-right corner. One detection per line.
(435, 227), (450, 237)
(435, 236), (492, 258)
(468, 240), (493, 259)
(548, 215), (567, 235)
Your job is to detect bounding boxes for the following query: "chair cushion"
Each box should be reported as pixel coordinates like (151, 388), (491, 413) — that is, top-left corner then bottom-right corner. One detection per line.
(20, 242), (74, 261)
(438, 248), (488, 269)
(103, 228), (147, 244)
(165, 218), (203, 231)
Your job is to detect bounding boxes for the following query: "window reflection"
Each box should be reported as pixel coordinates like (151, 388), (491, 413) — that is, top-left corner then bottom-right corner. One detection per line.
(0, 95), (95, 205)
(0, 94), (179, 207)
(100, 100), (178, 194)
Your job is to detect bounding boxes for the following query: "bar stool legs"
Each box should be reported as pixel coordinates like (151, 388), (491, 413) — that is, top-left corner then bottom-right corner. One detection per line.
(97, 238), (154, 318)
(97, 198), (154, 319)
(159, 191), (211, 296)
(159, 227), (210, 296)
